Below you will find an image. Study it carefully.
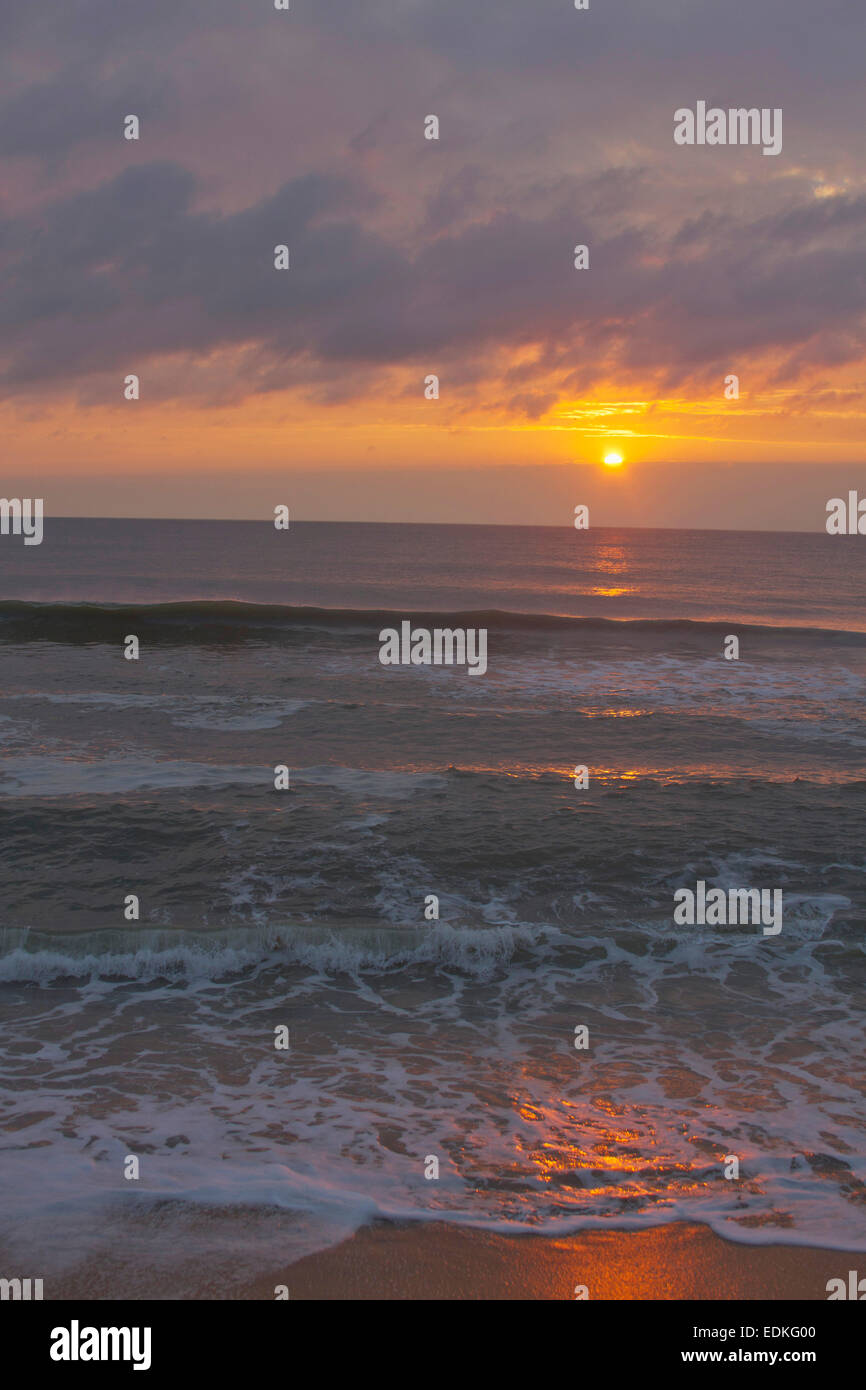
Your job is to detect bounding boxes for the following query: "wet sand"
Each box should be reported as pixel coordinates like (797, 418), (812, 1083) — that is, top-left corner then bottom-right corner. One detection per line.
(28, 1218), (860, 1300)
(260, 1220), (853, 1301)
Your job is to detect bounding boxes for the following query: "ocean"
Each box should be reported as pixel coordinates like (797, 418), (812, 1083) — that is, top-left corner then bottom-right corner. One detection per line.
(1, 518), (864, 1297)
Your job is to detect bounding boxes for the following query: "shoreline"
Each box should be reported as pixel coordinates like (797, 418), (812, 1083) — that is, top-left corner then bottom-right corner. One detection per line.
(33, 1219), (862, 1300)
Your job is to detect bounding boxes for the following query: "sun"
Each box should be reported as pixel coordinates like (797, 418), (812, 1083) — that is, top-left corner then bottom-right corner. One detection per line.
(603, 452), (623, 467)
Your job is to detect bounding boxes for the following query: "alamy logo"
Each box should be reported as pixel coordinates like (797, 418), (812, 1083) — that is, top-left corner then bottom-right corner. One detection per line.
(0, 1276), (43, 1299)
(50, 1321), (152, 1371)
(379, 620), (487, 675)
(673, 881), (782, 935)
(827, 1271), (866, 1300)
(674, 102), (782, 156)
(0, 497), (42, 545)
(826, 492), (866, 534)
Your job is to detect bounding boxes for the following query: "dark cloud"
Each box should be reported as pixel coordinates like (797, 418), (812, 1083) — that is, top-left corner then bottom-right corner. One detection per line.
(0, 63), (176, 161)
(0, 151), (864, 407)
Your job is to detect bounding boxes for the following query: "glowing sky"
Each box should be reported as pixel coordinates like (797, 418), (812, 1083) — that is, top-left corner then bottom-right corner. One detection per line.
(1, 0), (864, 525)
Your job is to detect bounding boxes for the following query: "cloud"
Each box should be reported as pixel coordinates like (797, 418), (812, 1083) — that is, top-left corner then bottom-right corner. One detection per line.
(0, 0), (863, 418)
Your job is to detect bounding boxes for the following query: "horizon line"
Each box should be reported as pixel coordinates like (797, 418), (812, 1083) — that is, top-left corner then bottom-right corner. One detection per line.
(35, 515), (834, 537)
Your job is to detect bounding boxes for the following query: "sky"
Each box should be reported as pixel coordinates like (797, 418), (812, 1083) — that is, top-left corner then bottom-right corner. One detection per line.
(1, 0), (865, 527)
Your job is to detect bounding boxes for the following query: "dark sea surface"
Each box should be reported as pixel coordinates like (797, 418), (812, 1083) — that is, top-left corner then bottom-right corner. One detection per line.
(1, 520), (864, 1294)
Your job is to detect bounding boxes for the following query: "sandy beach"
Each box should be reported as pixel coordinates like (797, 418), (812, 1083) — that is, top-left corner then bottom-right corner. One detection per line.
(31, 1219), (858, 1300)
(264, 1221), (859, 1302)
